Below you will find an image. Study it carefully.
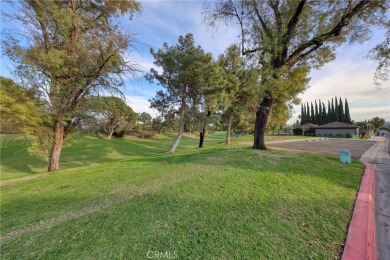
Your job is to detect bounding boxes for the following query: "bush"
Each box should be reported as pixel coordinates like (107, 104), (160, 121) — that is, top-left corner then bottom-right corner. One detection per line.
(360, 131), (366, 139)
(113, 130), (125, 138)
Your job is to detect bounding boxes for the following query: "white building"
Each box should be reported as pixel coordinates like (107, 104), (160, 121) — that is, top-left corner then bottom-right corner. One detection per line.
(315, 122), (359, 138)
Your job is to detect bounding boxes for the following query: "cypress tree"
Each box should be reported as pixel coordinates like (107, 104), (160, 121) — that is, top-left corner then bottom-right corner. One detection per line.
(318, 100), (322, 125)
(322, 103), (326, 125)
(339, 97), (344, 123)
(300, 104), (305, 124)
(345, 98), (352, 124)
(327, 100), (331, 124)
(331, 98), (335, 122)
(306, 102), (310, 124)
(335, 97), (340, 121)
(315, 100), (319, 125)
(310, 102), (315, 124)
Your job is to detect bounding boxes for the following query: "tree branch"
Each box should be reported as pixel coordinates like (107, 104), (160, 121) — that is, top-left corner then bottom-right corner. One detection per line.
(285, 0), (369, 66)
(282, 0), (306, 60)
(251, 0), (272, 38)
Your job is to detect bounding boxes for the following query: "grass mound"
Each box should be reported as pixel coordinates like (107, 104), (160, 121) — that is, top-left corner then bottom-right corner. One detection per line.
(1, 141), (363, 259)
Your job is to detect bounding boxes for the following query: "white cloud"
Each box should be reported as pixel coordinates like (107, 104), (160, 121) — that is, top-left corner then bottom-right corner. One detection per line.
(288, 40), (390, 124)
(125, 95), (158, 117)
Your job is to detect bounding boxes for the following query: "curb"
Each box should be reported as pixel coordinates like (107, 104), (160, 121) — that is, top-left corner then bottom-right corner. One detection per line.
(342, 162), (376, 260)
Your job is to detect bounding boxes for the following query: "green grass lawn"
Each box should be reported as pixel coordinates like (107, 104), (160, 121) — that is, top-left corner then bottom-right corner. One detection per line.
(0, 133), (363, 259)
(0, 132), (307, 181)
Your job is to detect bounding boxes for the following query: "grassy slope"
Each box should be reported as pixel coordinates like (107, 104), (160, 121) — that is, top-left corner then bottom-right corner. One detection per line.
(0, 133), (363, 259)
(0, 132), (307, 180)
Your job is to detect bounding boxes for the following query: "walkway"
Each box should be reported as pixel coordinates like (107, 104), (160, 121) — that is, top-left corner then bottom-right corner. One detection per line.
(360, 136), (390, 260)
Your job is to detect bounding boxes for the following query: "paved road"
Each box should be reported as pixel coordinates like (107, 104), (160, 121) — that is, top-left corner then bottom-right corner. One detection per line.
(360, 137), (390, 260)
(268, 138), (375, 159)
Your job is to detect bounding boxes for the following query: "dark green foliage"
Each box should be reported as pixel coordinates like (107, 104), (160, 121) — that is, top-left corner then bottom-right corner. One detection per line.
(113, 130), (126, 138)
(345, 99), (352, 124)
(331, 98), (335, 122)
(306, 103), (310, 124)
(300, 97), (353, 125)
(86, 96), (136, 139)
(147, 34), (214, 152)
(318, 100), (322, 125)
(335, 97), (339, 122)
(339, 97), (344, 123)
(321, 103), (326, 125)
(300, 104), (305, 125)
(310, 103), (315, 124)
(327, 101), (331, 124)
(2, 0), (142, 171)
(134, 112), (153, 137)
(369, 117), (385, 133)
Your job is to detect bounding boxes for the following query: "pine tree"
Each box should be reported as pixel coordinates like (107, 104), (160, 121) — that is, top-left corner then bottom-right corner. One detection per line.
(345, 98), (352, 124)
(300, 104), (305, 124)
(315, 100), (319, 125)
(327, 101), (331, 124)
(335, 97), (340, 121)
(339, 97), (344, 123)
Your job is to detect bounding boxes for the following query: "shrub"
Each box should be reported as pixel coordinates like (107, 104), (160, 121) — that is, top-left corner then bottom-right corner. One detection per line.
(113, 130), (125, 138)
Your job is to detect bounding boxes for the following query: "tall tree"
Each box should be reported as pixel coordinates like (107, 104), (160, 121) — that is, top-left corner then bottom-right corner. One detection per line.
(197, 61), (226, 148)
(310, 102), (315, 124)
(339, 97), (344, 123)
(369, 117), (385, 133)
(136, 112), (153, 137)
(345, 98), (352, 124)
(300, 104), (305, 125)
(0, 77), (44, 135)
(335, 97), (340, 121)
(87, 96), (136, 139)
(314, 100), (319, 125)
(331, 98), (335, 122)
(2, 0), (141, 171)
(306, 102), (310, 124)
(217, 44), (257, 144)
(204, 0), (388, 149)
(147, 34), (213, 153)
(327, 100), (332, 124)
(322, 103), (326, 125)
(318, 100), (322, 125)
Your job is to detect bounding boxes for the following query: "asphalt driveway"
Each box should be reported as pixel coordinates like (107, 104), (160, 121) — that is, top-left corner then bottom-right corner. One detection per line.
(267, 138), (377, 159)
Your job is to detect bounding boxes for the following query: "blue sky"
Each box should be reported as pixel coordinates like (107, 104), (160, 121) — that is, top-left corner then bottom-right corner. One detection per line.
(1, 0), (389, 124)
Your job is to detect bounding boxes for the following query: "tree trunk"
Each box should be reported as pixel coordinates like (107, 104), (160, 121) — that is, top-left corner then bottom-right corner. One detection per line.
(48, 121), (65, 172)
(199, 131), (205, 148)
(199, 110), (211, 148)
(226, 115), (233, 145)
(167, 97), (186, 153)
(253, 96), (273, 150)
(106, 131), (113, 139)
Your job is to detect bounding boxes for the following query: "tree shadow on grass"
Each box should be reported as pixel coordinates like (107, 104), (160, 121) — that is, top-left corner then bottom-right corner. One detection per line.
(1, 134), (205, 178)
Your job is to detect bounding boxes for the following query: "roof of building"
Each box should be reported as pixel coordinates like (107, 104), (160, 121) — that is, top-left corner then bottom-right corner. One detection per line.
(316, 121), (358, 129)
(299, 123), (317, 129)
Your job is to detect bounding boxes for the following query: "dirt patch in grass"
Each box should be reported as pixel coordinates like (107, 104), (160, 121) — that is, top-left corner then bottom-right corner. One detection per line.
(268, 139), (375, 159)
